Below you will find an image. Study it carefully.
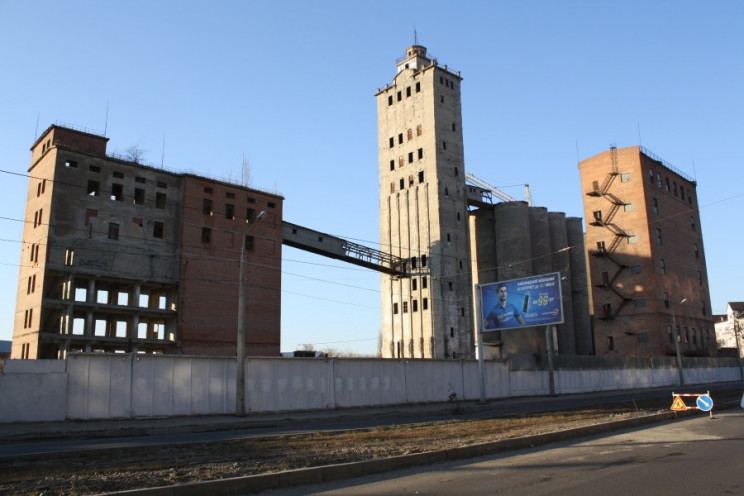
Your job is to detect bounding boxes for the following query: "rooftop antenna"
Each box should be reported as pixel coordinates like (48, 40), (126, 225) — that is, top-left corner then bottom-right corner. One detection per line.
(34, 113), (40, 141)
(104, 100), (109, 136)
(414, 27), (418, 45)
(637, 122), (643, 147)
(161, 133), (166, 168)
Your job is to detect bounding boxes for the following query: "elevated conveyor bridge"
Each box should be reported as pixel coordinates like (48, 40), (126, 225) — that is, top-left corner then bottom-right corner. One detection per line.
(282, 222), (406, 276)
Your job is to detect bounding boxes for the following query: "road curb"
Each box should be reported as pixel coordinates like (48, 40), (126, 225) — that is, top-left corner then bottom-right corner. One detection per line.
(103, 410), (683, 496)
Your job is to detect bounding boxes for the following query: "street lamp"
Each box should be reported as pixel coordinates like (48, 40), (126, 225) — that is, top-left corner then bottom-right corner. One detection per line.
(671, 298), (687, 386)
(236, 210), (266, 416)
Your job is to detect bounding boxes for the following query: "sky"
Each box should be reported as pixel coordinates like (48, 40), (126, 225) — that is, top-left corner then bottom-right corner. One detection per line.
(0, 1), (742, 355)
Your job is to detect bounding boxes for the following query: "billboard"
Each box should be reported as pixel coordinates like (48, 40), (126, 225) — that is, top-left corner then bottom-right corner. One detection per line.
(479, 272), (564, 331)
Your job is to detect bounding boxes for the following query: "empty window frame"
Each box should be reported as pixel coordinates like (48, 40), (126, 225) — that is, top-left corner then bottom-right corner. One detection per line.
(660, 258), (666, 275)
(694, 243), (699, 258)
(244, 234), (255, 251)
(203, 198), (213, 215)
(87, 180), (100, 196)
(111, 183), (124, 201)
(134, 187), (145, 205)
(153, 221), (164, 239)
(413, 300), (418, 312)
(155, 192), (167, 209)
(690, 216), (696, 231)
(225, 203), (235, 220)
(108, 222), (119, 240)
(656, 228), (663, 245)
(652, 197), (659, 214)
(201, 227), (212, 243)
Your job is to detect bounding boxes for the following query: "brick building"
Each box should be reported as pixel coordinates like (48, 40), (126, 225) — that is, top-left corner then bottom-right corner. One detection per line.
(579, 145), (714, 357)
(13, 124), (282, 359)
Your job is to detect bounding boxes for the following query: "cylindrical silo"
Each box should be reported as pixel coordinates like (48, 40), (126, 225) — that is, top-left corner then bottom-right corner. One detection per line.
(567, 216), (593, 355)
(469, 207), (497, 285)
(549, 212), (576, 355)
(529, 207), (552, 275)
(494, 202), (532, 280)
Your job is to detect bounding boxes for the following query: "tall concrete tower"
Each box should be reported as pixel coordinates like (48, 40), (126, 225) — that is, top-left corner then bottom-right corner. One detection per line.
(376, 45), (473, 359)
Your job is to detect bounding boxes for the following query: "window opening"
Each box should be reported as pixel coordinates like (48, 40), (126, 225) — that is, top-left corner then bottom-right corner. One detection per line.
(153, 221), (164, 238)
(87, 180), (100, 196)
(111, 183), (124, 201)
(203, 198), (213, 215)
(134, 188), (145, 205)
(108, 222), (119, 240)
(155, 192), (166, 209)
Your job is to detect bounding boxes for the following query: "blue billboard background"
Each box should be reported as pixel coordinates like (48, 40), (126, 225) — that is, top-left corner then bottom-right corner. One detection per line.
(480, 272), (564, 331)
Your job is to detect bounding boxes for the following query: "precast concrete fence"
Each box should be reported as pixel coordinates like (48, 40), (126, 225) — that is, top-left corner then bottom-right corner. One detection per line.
(0, 353), (741, 422)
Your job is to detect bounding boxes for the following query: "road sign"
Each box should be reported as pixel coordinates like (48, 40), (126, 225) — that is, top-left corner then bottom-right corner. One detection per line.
(671, 395), (687, 411)
(696, 394), (714, 412)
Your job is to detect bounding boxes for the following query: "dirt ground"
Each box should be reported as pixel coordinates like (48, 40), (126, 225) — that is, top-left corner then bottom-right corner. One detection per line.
(0, 403), (671, 496)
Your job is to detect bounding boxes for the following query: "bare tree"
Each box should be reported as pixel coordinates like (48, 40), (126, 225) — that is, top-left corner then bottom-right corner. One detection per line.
(124, 144), (146, 164)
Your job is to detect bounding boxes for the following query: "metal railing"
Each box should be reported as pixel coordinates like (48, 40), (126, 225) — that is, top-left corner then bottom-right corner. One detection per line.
(641, 146), (696, 183)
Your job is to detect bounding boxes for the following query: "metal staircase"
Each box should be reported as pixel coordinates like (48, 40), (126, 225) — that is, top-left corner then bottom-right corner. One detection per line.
(589, 147), (632, 319)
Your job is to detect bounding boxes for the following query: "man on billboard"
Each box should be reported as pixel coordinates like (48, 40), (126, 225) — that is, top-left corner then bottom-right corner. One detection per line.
(485, 283), (526, 329)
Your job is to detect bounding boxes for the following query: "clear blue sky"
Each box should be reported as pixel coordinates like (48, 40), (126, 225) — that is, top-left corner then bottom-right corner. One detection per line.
(1, 1), (742, 355)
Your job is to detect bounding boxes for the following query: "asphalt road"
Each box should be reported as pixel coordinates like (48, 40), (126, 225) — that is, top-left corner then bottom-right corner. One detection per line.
(262, 410), (744, 496)
(0, 383), (741, 460)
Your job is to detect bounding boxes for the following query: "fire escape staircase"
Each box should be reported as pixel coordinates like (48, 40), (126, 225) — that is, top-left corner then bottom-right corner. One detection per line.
(589, 147), (632, 319)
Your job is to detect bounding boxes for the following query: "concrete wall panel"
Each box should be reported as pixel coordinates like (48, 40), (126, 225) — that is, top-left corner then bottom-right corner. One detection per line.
(4, 355), (744, 422)
(0, 372), (66, 422)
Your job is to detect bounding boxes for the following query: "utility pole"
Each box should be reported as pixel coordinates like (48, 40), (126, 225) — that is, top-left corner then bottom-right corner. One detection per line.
(236, 210), (266, 416)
